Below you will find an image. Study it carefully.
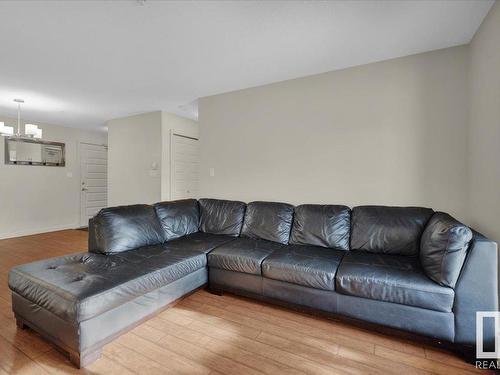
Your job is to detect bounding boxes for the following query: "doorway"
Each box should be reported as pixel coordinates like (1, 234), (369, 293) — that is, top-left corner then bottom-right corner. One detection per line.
(170, 133), (199, 200)
(79, 143), (108, 227)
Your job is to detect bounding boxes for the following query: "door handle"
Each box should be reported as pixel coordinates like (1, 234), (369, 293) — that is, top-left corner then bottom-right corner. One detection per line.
(82, 187), (88, 191)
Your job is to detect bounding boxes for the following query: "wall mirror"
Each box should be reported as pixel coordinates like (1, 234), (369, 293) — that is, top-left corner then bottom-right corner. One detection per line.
(4, 137), (65, 166)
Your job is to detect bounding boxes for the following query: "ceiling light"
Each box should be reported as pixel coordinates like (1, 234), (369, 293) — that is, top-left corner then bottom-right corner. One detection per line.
(0, 122), (14, 136)
(0, 99), (43, 139)
(13, 98), (24, 137)
(25, 124), (43, 139)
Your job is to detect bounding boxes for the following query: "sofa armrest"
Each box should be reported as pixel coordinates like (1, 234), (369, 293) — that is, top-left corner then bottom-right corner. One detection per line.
(454, 230), (498, 347)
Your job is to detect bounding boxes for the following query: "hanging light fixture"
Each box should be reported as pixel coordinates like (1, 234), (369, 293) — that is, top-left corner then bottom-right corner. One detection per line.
(0, 99), (42, 139)
(25, 124), (42, 139)
(0, 122), (14, 136)
(13, 98), (24, 137)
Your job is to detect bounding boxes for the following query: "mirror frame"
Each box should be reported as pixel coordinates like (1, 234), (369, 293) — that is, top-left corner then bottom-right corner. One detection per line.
(4, 137), (66, 167)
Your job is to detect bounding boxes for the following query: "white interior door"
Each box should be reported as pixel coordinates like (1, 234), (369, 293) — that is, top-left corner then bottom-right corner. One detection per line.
(80, 143), (108, 226)
(170, 133), (199, 200)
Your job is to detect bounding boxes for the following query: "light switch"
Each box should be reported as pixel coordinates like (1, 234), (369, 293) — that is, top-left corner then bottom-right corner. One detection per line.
(66, 172), (73, 178)
(209, 168), (215, 177)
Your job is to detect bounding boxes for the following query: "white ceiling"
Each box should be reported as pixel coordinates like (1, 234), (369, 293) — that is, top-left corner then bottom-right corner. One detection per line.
(0, 0), (493, 131)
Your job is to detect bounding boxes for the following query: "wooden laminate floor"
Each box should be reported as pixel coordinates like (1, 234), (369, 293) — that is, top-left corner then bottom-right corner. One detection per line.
(0, 230), (490, 374)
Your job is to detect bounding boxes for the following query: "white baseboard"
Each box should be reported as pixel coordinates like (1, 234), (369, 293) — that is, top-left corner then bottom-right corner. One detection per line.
(0, 223), (79, 240)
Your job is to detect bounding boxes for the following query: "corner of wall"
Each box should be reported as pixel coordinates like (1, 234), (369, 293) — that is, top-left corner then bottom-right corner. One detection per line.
(465, 1), (500, 241)
(160, 112), (199, 201)
(107, 111), (162, 206)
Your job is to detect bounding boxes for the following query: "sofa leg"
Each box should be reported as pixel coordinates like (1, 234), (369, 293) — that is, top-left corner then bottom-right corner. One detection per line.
(209, 287), (224, 296)
(69, 347), (102, 368)
(15, 315), (27, 330)
(456, 346), (478, 364)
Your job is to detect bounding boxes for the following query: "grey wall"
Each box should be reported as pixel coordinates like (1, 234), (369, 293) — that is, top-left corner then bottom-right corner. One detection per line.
(199, 46), (469, 222)
(107, 111), (162, 206)
(0, 115), (106, 238)
(107, 111), (199, 205)
(467, 1), (500, 242)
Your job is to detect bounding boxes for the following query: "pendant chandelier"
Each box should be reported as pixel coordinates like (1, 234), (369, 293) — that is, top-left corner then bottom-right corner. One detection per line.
(0, 99), (42, 139)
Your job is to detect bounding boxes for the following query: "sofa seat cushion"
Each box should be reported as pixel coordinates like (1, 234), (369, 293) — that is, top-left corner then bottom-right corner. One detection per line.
(336, 252), (454, 312)
(262, 245), (345, 291)
(8, 246), (206, 323)
(208, 238), (283, 275)
(164, 232), (235, 254)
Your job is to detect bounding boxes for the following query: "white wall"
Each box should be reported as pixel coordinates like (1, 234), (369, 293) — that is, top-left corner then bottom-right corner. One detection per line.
(0, 115), (106, 239)
(161, 112), (199, 200)
(107, 111), (162, 206)
(107, 111), (199, 205)
(199, 46), (469, 221)
(467, 2), (500, 242)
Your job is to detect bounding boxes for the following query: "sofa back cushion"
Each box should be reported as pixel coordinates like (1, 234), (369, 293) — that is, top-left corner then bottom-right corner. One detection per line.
(420, 212), (472, 287)
(89, 204), (165, 254)
(241, 201), (294, 244)
(290, 204), (350, 250)
(153, 199), (199, 241)
(351, 206), (434, 255)
(199, 198), (246, 236)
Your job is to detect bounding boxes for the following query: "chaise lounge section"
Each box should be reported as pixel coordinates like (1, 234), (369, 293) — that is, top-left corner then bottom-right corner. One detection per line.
(8, 200), (238, 367)
(8, 198), (499, 367)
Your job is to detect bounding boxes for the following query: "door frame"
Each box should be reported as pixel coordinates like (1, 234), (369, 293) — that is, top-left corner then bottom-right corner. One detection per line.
(79, 142), (108, 227)
(169, 130), (199, 200)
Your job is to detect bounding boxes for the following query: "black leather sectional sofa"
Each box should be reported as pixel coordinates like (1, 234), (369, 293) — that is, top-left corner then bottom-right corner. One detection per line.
(8, 198), (499, 367)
